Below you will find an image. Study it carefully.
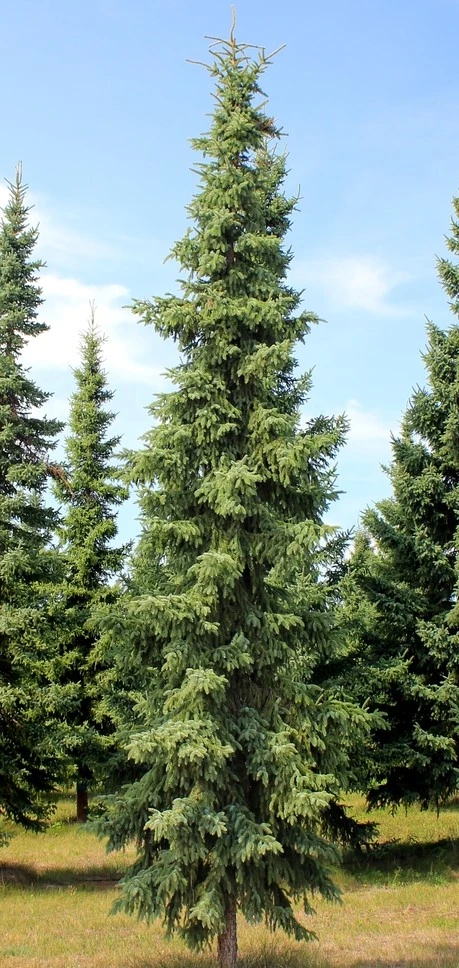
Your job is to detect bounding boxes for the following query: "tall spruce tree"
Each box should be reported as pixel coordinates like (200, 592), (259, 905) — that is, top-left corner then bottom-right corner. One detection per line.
(98, 32), (369, 968)
(0, 167), (64, 829)
(53, 313), (128, 822)
(340, 195), (459, 810)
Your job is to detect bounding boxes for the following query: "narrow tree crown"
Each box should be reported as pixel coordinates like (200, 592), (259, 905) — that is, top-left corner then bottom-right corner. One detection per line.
(55, 317), (127, 590)
(0, 165), (47, 353)
(0, 168), (62, 550)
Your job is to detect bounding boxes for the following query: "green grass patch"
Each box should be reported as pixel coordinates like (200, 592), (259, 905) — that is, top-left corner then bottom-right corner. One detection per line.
(0, 793), (458, 967)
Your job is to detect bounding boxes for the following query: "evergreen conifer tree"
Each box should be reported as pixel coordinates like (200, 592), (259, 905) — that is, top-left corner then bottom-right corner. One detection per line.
(340, 195), (459, 810)
(0, 167), (64, 828)
(53, 313), (128, 821)
(98, 32), (369, 967)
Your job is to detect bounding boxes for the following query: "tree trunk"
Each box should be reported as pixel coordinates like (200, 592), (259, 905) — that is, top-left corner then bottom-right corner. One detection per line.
(76, 780), (89, 823)
(217, 898), (238, 968)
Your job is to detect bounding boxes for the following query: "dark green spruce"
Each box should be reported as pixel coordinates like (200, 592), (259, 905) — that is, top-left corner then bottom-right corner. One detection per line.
(0, 167), (64, 830)
(340, 193), (459, 810)
(52, 313), (128, 822)
(97, 33), (370, 968)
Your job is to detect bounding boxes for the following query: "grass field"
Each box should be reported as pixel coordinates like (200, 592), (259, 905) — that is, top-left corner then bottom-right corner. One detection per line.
(0, 795), (458, 968)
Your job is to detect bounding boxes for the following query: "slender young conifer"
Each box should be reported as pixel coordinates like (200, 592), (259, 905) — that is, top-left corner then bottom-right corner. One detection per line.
(99, 29), (369, 967)
(53, 312), (128, 821)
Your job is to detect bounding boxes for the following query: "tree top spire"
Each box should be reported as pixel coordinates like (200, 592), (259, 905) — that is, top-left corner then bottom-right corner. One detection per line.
(186, 11), (285, 74)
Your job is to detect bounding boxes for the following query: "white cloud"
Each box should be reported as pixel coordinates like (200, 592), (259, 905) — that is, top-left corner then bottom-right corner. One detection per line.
(22, 272), (165, 386)
(345, 398), (391, 450)
(1, 181), (167, 387)
(294, 255), (410, 315)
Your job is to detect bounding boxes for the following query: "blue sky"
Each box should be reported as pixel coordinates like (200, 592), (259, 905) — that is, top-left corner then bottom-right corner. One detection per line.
(2, 0), (459, 542)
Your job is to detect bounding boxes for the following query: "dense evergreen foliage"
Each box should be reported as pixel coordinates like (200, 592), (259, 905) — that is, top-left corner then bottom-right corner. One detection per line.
(96, 34), (369, 968)
(52, 316), (128, 821)
(0, 168), (64, 829)
(340, 195), (459, 810)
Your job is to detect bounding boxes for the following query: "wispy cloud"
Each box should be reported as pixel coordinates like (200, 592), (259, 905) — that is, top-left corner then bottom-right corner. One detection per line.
(1, 178), (118, 267)
(37, 212), (117, 266)
(293, 255), (411, 316)
(345, 398), (392, 451)
(32, 395), (70, 424)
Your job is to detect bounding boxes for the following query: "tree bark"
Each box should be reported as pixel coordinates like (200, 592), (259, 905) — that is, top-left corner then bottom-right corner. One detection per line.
(76, 781), (89, 823)
(217, 898), (238, 968)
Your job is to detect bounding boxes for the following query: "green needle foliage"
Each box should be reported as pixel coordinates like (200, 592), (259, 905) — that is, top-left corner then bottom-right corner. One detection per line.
(0, 167), (64, 829)
(98, 31), (369, 968)
(53, 313), (128, 821)
(341, 193), (459, 811)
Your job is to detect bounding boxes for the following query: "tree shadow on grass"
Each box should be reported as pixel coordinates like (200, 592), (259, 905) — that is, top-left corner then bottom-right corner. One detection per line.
(342, 835), (459, 886)
(130, 949), (318, 968)
(0, 860), (120, 891)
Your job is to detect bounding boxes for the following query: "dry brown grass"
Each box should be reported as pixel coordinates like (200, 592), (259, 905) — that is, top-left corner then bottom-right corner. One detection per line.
(0, 795), (458, 968)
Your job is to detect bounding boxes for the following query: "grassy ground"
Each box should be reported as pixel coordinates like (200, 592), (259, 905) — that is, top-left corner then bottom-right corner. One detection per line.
(0, 795), (458, 968)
